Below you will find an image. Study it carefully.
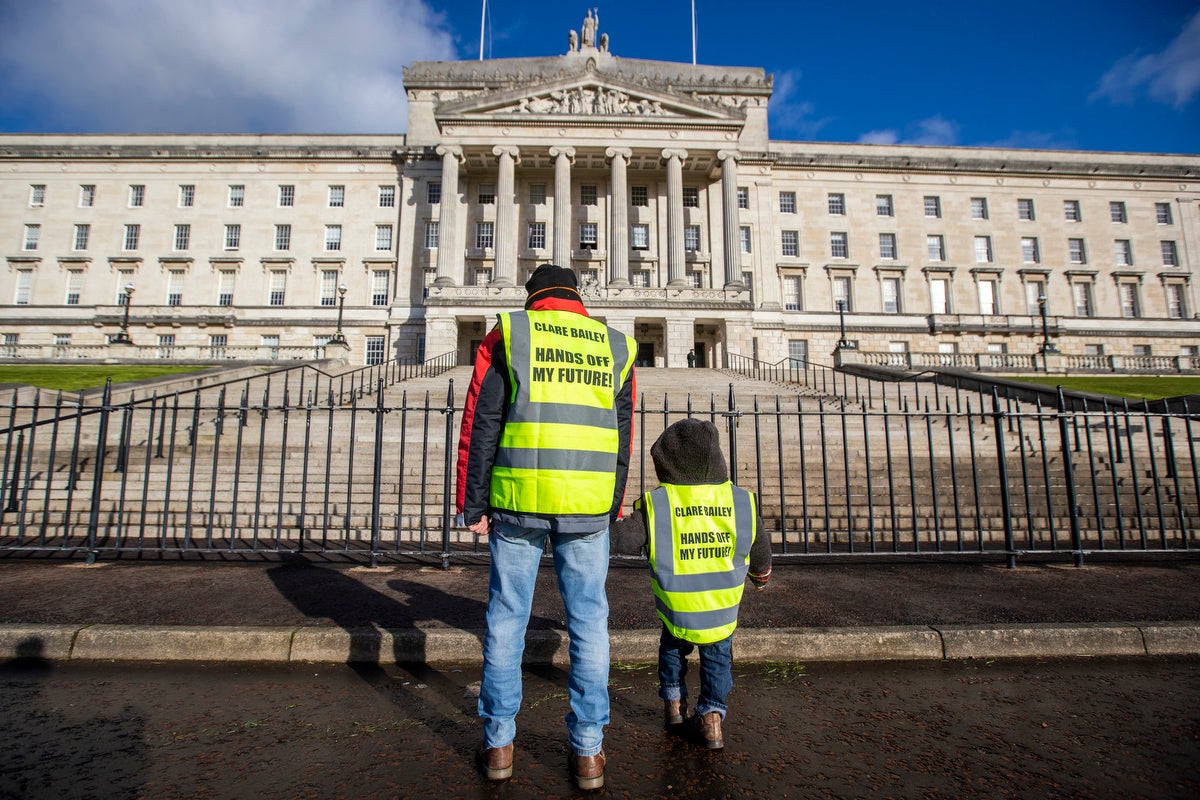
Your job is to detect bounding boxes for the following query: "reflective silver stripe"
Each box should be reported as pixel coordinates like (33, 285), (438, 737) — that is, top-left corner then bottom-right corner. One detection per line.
(610, 329), (632, 387)
(504, 312), (530, 404)
(649, 485), (754, 592)
(507, 402), (615, 428)
(655, 596), (740, 631)
(495, 447), (616, 472)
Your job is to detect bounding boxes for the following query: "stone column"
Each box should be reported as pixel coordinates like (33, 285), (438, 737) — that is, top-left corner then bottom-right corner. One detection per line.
(606, 147), (632, 287)
(662, 148), (688, 286)
(492, 145), (519, 286)
(718, 150), (743, 289)
(549, 146), (575, 268)
(434, 145), (463, 286)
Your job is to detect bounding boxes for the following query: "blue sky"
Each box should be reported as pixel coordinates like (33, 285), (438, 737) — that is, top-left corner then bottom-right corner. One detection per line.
(1, 0), (1197, 154)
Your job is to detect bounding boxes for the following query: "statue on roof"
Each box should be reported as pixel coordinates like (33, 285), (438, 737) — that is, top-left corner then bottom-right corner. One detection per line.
(581, 8), (599, 48)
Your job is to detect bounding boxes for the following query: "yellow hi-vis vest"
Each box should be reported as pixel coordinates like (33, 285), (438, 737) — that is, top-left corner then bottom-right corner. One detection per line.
(644, 481), (757, 644)
(489, 309), (637, 520)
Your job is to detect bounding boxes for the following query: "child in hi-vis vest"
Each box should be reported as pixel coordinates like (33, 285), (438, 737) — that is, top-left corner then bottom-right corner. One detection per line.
(611, 418), (771, 750)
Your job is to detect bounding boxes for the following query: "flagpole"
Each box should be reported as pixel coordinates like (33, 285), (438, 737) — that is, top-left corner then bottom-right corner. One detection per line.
(691, 0), (697, 65)
(479, 0), (486, 60)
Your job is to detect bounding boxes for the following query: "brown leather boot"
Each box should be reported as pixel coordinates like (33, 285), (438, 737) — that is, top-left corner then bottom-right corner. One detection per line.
(664, 697), (688, 727)
(690, 711), (724, 750)
(569, 749), (606, 790)
(477, 742), (513, 780)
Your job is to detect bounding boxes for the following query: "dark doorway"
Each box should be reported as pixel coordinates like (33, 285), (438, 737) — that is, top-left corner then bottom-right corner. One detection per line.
(636, 342), (654, 367)
(693, 344), (707, 368)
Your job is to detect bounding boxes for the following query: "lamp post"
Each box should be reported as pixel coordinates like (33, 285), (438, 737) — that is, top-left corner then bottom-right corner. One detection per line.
(835, 299), (849, 349)
(1037, 294), (1056, 372)
(111, 284), (135, 345)
(328, 284), (349, 347)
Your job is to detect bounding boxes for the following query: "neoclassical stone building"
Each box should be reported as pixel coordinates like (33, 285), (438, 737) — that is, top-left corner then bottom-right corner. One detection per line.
(3, 15), (1199, 372)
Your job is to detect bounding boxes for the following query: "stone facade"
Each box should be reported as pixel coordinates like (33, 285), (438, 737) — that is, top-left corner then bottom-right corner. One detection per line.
(2, 15), (1199, 372)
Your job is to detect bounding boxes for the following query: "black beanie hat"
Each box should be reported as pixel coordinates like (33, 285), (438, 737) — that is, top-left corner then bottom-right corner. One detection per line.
(524, 263), (580, 308)
(650, 418), (729, 485)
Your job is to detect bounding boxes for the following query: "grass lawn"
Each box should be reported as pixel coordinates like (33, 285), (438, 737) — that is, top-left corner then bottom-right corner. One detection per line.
(0, 365), (210, 392)
(1010, 375), (1200, 401)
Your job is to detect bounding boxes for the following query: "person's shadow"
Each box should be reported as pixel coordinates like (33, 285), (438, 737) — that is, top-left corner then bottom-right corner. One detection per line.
(0, 637), (148, 800)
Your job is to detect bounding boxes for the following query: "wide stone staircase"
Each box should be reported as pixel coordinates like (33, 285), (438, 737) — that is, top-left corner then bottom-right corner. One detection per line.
(0, 361), (1195, 560)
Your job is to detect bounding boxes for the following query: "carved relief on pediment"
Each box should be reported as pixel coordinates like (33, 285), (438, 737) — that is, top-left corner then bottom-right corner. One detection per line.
(497, 86), (677, 117)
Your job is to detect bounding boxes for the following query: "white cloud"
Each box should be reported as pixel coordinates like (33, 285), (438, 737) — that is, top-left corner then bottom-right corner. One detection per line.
(858, 130), (899, 145)
(857, 116), (958, 147)
(767, 69), (833, 139)
(1093, 9), (1200, 108)
(0, 0), (460, 133)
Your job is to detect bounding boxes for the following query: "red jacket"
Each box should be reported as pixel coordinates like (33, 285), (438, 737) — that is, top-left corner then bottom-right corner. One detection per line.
(455, 296), (637, 532)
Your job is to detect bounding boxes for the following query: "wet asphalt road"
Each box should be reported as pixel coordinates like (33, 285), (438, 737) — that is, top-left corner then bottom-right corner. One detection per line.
(2, 656), (1198, 800)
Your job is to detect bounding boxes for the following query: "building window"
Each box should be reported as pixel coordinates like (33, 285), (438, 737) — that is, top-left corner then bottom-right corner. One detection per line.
(631, 270), (649, 287)
(830, 232), (848, 259)
(630, 185), (647, 207)
(1133, 344), (1152, 357)
(1156, 202), (1173, 225)
(1068, 238), (1087, 264)
(881, 277), (901, 314)
(1073, 282), (1094, 317)
(528, 221), (546, 249)
(157, 334), (176, 359)
(73, 224), (90, 251)
(739, 226), (752, 254)
(580, 184), (598, 206)
(166, 269), (184, 306)
(224, 224), (240, 250)
(1114, 239), (1133, 266)
(788, 339), (808, 368)
(978, 279), (998, 315)
(23, 224), (40, 251)
(80, 185), (95, 207)
(683, 187), (699, 208)
(129, 185), (145, 207)
(320, 270), (339, 306)
(274, 224), (291, 251)
(737, 187), (749, 209)
(1017, 198), (1035, 221)
(741, 271), (753, 292)
(478, 183), (495, 205)
(54, 333), (71, 355)
(879, 233), (897, 260)
(1166, 284), (1187, 319)
(65, 270), (83, 306)
(1063, 200), (1081, 222)
(974, 235), (992, 263)
(1021, 237), (1040, 264)
(1024, 280), (1045, 316)
(173, 223), (190, 251)
(123, 223), (140, 251)
(375, 224), (393, 251)
(378, 185), (396, 208)
(924, 196), (941, 218)
(427, 182), (441, 205)
(365, 336), (386, 366)
(324, 224), (341, 251)
(1110, 201), (1127, 223)
(218, 270), (235, 307)
(1084, 343), (1104, 356)
(930, 277), (950, 314)
(115, 269), (134, 303)
(578, 222), (598, 250)
(1119, 283), (1140, 317)
(476, 221), (495, 249)
(13, 270), (32, 305)
(527, 183), (546, 205)
(371, 269), (389, 306)
(474, 266), (492, 286)
(228, 185), (245, 207)
(783, 275), (803, 311)
(424, 221), (439, 249)
(686, 270), (702, 288)
(29, 184), (45, 206)
(927, 234), (945, 261)
(876, 195), (893, 217)
(832, 275), (852, 312)
(268, 270), (287, 306)
(684, 224), (701, 252)
(970, 197), (988, 220)
(1162, 241), (1179, 266)
(827, 193), (845, 215)
(328, 185), (345, 207)
(781, 230), (799, 258)
(261, 335), (280, 359)
(779, 191), (796, 214)
(631, 224), (649, 250)
(209, 334), (227, 359)
(278, 185), (294, 207)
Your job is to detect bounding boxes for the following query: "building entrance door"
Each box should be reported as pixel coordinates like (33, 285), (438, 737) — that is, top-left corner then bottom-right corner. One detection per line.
(636, 342), (654, 367)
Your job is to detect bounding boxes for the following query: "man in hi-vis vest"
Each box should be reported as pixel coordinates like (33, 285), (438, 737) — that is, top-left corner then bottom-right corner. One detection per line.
(456, 264), (637, 790)
(612, 418), (772, 750)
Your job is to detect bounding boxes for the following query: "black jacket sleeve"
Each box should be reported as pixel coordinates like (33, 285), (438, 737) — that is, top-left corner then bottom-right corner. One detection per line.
(609, 365), (636, 522)
(609, 499), (648, 555)
(749, 511), (772, 587)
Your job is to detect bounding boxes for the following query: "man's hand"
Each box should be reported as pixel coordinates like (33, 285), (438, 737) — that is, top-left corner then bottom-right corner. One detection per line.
(468, 514), (491, 537)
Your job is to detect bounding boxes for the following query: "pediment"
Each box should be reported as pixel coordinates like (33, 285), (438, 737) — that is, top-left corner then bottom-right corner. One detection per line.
(434, 73), (746, 123)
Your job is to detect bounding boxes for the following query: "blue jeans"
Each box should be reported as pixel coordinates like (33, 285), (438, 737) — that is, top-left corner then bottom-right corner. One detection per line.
(479, 520), (610, 756)
(657, 625), (733, 719)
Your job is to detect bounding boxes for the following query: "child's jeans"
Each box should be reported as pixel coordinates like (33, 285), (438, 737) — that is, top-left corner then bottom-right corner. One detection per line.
(656, 624), (733, 719)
